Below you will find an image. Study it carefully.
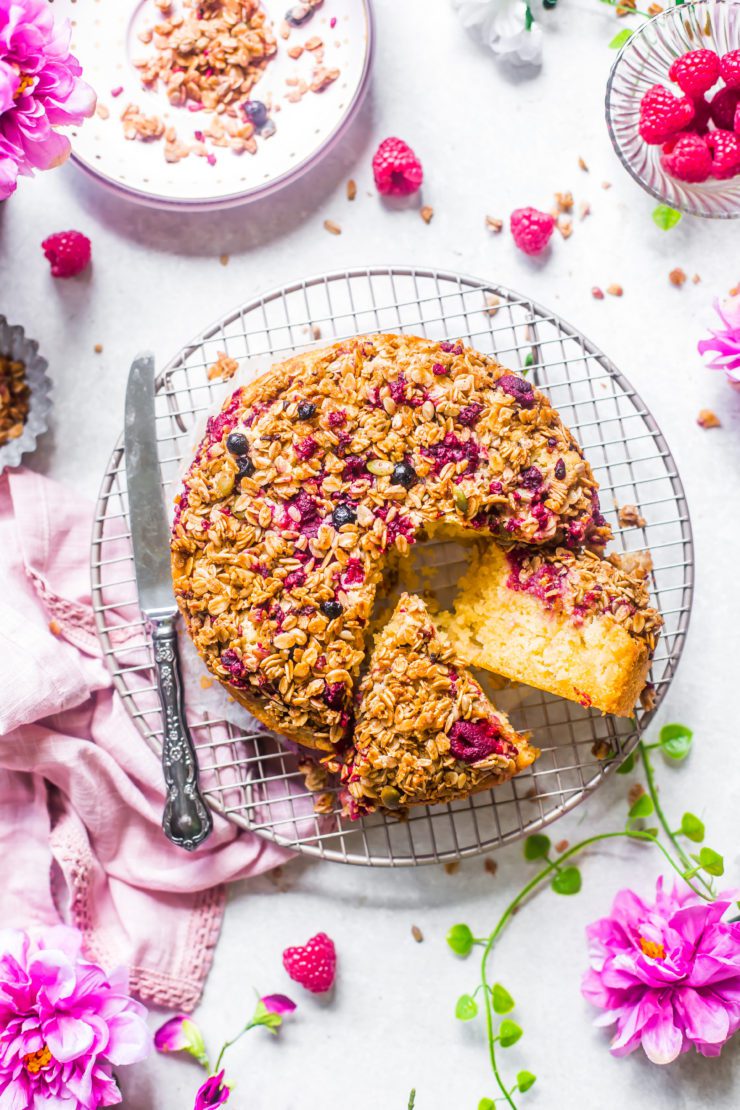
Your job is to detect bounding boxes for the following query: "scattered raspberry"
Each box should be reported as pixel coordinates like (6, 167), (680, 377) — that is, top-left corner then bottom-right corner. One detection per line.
(707, 129), (740, 178)
(720, 49), (740, 89)
(710, 85), (740, 130)
(668, 49), (720, 96)
(282, 932), (336, 993)
(41, 230), (92, 278)
(660, 132), (712, 183)
(639, 84), (695, 144)
(509, 207), (555, 255)
(372, 137), (423, 196)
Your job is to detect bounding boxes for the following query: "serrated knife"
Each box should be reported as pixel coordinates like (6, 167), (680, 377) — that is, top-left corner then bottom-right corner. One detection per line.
(124, 352), (212, 851)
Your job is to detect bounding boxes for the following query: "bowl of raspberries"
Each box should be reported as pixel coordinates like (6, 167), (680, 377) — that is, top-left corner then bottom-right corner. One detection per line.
(606, 0), (740, 217)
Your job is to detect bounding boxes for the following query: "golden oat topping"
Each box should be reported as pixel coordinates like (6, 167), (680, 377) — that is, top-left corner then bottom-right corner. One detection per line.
(0, 354), (30, 448)
(332, 594), (536, 816)
(171, 334), (611, 749)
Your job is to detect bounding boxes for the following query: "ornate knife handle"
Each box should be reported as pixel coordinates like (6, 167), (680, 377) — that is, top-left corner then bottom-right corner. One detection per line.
(151, 616), (213, 851)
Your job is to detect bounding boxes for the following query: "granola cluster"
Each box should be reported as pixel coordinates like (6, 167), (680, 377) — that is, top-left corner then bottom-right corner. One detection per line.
(332, 594), (536, 815)
(0, 354), (29, 447)
(171, 333), (610, 751)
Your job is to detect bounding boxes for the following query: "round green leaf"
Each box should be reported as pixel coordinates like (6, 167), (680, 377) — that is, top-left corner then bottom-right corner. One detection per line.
(447, 923), (475, 957)
(478, 1100), (496, 1110)
(499, 1019), (523, 1047)
(629, 794), (655, 820)
(551, 866), (582, 895)
(660, 723), (693, 761)
(455, 993), (478, 1021)
(697, 847), (724, 877)
(652, 204), (682, 231)
(609, 28), (633, 49)
(517, 1071), (537, 1093)
(492, 983), (515, 1015)
(524, 834), (550, 861)
(616, 751), (636, 775)
(680, 812), (705, 843)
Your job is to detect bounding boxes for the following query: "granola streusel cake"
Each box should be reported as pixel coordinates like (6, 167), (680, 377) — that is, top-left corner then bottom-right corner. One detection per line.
(171, 333), (610, 751)
(337, 593), (537, 815)
(440, 543), (662, 717)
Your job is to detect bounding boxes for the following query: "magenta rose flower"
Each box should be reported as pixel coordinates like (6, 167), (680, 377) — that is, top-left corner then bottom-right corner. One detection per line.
(194, 1069), (230, 1109)
(582, 878), (740, 1064)
(698, 293), (740, 390)
(0, 0), (95, 200)
(0, 925), (152, 1108)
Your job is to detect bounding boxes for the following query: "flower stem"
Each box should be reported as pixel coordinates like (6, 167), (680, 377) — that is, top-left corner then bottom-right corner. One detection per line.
(213, 1022), (256, 1074)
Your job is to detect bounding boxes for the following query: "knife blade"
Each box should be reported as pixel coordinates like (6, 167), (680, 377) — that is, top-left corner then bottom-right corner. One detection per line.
(124, 353), (213, 851)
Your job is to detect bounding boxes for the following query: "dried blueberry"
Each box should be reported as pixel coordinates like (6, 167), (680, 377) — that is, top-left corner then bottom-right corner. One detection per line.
(391, 460), (418, 489)
(226, 431), (249, 455)
(285, 3), (313, 26)
(236, 455), (255, 479)
(321, 599), (343, 620)
(244, 100), (268, 129)
(332, 503), (357, 528)
(555, 458), (566, 481)
(297, 401), (316, 420)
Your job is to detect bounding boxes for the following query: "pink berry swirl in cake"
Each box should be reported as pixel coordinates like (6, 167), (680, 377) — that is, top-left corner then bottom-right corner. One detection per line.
(170, 334), (611, 751)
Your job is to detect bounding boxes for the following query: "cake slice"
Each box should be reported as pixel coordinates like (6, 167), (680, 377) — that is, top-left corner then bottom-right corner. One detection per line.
(339, 594), (537, 815)
(441, 543), (662, 717)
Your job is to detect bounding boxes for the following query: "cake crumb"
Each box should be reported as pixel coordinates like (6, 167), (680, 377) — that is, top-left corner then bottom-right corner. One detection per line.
(313, 792), (335, 814)
(346, 178), (357, 201)
(420, 205), (434, 224)
(94, 343), (103, 354)
(287, 44), (303, 59)
(692, 274), (701, 284)
(618, 504), (646, 528)
(484, 857), (498, 876)
(485, 215), (503, 233)
(578, 156), (589, 172)
(697, 408), (721, 429)
(640, 683), (657, 712)
(199, 675), (213, 689)
(323, 219), (341, 235)
(555, 191), (574, 212)
(579, 201), (591, 220)
(555, 839), (569, 854)
(411, 925), (424, 943)
(592, 738), (613, 761)
(207, 351), (239, 381)
(628, 783), (645, 807)
(48, 619), (61, 637)
(648, 3), (664, 13)
(669, 267), (687, 287)
(601, 181), (612, 190)
(311, 324), (322, 340)
(444, 861), (460, 875)
(96, 103), (109, 120)
(219, 254), (230, 266)
(606, 283), (623, 297)
(485, 293), (501, 316)
(557, 217), (573, 239)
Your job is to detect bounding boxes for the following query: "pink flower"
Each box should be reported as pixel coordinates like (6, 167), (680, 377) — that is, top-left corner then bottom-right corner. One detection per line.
(259, 994), (296, 1017)
(0, 925), (151, 1108)
(0, 0), (96, 200)
(698, 293), (740, 391)
(154, 1014), (207, 1065)
(194, 1069), (230, 1109)
(582, 878), (740, 1064)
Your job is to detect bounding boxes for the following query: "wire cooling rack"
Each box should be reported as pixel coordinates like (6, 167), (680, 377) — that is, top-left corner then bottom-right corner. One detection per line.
(91, 267), (693, 866)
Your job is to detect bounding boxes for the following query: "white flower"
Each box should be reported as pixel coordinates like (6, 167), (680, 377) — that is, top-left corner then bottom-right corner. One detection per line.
(452, 0), (544, 67)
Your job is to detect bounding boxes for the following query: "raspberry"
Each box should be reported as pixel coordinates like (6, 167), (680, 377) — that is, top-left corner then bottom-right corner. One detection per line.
(710, 85), (740, 130)
(685, 95), (712, 134)
(282, 932), (336, 993)
(372, 137), (423, 196)
(41, 230), (92, 278)
(509, 207), (555, 255)
(638, 84), (695, 144)
(660, 133), (712, 183)
(668, 49), (720, 96)
(720, 49), (740, 89)
(707, 129), (740, 179)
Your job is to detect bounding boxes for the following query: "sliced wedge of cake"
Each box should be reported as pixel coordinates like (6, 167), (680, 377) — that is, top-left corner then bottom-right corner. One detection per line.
(339, 593), (537, 815)
(440, 543), (662, 717)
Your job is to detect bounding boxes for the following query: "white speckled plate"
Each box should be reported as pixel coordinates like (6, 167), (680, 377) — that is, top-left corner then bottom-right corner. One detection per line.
(62, 0), (374, 210)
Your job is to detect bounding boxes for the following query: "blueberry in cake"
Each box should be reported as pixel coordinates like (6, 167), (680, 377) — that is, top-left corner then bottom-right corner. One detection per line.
(171, 334), (611, 754)
(333, 593), (537, 816)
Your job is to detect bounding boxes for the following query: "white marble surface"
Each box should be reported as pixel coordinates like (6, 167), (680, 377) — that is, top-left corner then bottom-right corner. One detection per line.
(1, 0), (740, 1107)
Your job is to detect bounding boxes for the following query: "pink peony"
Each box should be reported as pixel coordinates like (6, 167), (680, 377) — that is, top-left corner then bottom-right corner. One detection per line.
(697, 293), (740, 390)
(0, 0), (95, 200)
(582, 878), (740, 1064)
(0, 925), (151, 1108)
(194, 1069), (230, 1109)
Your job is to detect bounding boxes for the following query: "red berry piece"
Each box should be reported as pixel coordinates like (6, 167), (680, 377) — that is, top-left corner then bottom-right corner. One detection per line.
(710, 86), (740, 130)
(720, 49), (740, 89)
(639, 84), (695, 144)
(282, 932), (336, 994)
(41, 230), (92, 278)
(372, 137), (423, 196)
(509, 207), (555, 256)
(660, 133), (712, 183)
(707, 129), (740, 179)
(668, 49), (720, 96)
(685, 95), (712, 134)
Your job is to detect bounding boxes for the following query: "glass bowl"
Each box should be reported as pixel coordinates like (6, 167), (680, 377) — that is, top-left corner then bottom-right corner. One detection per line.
(606, 0), (740, 218)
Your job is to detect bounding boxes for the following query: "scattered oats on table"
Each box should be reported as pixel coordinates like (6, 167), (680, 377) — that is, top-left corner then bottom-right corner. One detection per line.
(420, 205), (434, 224)
(444, 861), (460, 876)
(0, 353), (30, 447)
(346, 179), (357, 201)
(557, 217), (573, 239)
(606, 284), (623, 297)
(485, 215), (503, 233)
(484, 857), (498, 876)
(601, 181), (612, 190)
(618, 504), (647, 529)
(94, 343), (103, 354)
(219, 254), (230, 267)
(555, 192), (574, 213)
(697, 409), (721, 429)
(692, 274), (701, 284)
(578, 201), (591, 220)
(555, 839), (569, 854)
(323, 219), (341, 235)
(207, 351), (240, 382)
(96, 103), (109, 120)
(578, 156), (589, 172)
(411, 925), (424, 943)
(669, 268), (687, 287)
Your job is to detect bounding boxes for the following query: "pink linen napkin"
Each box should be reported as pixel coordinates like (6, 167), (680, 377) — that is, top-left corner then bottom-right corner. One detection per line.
(0, 468), (292, 1012)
